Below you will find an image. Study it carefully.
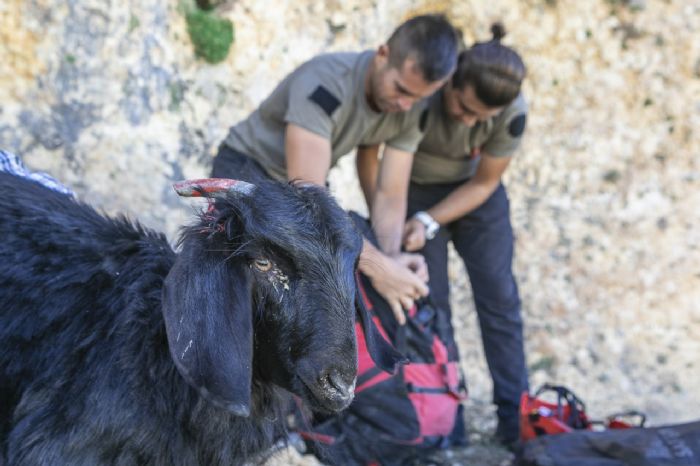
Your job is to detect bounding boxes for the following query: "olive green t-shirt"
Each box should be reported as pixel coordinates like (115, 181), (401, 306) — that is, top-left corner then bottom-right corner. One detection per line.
(411, 89), (528, 184)
(223, 50), (425, 182)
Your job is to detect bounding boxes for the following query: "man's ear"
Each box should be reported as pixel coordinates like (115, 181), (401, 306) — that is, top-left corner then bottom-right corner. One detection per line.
(376, 44), (390, 61)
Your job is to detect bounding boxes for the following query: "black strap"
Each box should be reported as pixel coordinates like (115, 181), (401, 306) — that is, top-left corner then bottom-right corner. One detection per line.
(607, 410), (647, 428)
(395, 323), (408, 354)
(405, 382), (451, 394)
(356, 366), (384, 388)
(415, 296), (455, 346)
(535, 384), (588, 429)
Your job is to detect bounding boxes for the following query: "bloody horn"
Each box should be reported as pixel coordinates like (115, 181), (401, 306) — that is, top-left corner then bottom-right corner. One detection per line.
(173, 178), (256, 198)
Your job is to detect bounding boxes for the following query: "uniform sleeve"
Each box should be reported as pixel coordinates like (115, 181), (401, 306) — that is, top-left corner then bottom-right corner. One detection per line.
(283, 67), (344, 141)
(482, 97), (528, 158)
(384, 104), (428, 153)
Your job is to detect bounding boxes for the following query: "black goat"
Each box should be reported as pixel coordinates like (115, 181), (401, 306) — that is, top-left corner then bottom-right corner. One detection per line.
(0, 171), (400, 465)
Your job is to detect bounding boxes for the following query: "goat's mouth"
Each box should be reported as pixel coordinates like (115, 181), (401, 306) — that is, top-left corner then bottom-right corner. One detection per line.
(297, 374), (355, 413)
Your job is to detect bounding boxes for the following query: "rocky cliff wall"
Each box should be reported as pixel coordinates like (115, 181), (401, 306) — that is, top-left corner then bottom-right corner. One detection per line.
(1, 0), (699, 426)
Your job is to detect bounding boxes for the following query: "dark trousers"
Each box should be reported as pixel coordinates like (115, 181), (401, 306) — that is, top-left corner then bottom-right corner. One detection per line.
(211, 144), (269, 182)
(407, 182), (529, 425)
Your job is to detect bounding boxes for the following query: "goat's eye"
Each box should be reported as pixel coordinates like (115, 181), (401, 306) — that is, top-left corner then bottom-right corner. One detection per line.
(253, 258), (272, 272)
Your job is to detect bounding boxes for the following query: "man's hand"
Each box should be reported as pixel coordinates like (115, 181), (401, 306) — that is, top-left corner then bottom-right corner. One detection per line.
(402, 218), (427, 252)
(395, 252), (429, 282)
(368, 255), (429, 325)
(359, 240), (429, 325)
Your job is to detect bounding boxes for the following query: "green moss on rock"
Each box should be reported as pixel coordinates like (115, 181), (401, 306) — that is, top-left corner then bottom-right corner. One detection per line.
(185, 9), (234, 64)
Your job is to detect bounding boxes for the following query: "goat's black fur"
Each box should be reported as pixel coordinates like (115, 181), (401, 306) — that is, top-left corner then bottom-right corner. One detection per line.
(0, 170), (399, 465)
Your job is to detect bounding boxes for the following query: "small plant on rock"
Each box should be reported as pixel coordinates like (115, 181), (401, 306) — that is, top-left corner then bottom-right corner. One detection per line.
(185, 5), (234, 64)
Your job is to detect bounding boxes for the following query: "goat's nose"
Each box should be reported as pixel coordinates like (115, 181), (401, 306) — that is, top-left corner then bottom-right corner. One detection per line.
(297, 357), (356, 411)
(323, 369), (356, 402)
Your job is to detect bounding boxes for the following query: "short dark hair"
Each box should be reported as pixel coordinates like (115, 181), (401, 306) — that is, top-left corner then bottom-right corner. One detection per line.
(386, 14), (459, 83)
(452, 23), (526, 107)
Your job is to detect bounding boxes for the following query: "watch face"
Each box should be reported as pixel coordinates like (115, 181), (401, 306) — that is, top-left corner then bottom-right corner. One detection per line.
(414, 211), (438, 240)
(426, 224), (438, 239)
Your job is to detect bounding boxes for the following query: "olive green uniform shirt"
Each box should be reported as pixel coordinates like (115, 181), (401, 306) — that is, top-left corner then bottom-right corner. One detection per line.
(223, 50), (425, 182)
(411, 89), (528, 184)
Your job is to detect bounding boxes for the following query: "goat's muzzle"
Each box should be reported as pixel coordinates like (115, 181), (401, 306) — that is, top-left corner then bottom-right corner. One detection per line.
(297, 358), (356, 412)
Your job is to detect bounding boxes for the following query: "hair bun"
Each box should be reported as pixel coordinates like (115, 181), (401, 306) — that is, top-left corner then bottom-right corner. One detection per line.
(490, 22), (506, 41)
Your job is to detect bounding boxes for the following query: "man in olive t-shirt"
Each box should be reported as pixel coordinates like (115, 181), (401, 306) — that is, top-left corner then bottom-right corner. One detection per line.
(213, 15), (459, 317)
(401, 84), (529, 450)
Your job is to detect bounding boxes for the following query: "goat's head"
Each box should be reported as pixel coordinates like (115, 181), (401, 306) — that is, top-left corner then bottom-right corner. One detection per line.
(162, 179), (402, 417)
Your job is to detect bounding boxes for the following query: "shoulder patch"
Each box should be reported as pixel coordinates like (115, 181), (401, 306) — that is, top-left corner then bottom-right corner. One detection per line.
(419, 108), (429, 132)
(508, 114), (527, 137)
(309, 85), (341, 117)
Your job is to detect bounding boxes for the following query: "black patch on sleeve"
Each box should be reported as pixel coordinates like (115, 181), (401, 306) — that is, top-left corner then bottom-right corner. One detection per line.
(508, 114), (527, 137)
(419, 108), (429, 132)
(309, 86), (341, 117)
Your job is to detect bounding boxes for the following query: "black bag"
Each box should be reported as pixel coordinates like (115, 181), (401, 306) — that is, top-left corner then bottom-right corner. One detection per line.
(517, 420), (700, 466)
(297, 214), (467, 466)
(300, 276), (467, 466)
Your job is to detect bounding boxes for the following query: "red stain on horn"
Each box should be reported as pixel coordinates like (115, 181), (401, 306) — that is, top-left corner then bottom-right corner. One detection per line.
(173, 178), (256, 198)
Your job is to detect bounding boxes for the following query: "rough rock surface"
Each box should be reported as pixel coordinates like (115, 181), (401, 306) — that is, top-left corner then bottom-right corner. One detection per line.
(2, 0), (699, 463)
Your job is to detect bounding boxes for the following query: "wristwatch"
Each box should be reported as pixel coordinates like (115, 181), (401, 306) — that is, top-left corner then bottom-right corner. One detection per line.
(413, 211), (440, 240)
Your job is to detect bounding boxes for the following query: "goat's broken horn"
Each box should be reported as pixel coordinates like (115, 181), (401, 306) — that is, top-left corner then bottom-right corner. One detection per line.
(173, 178), (256, 198)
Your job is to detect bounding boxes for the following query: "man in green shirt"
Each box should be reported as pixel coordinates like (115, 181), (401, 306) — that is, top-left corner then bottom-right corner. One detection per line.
(358, 24), (529, 447)
(213, 15), (459, 316)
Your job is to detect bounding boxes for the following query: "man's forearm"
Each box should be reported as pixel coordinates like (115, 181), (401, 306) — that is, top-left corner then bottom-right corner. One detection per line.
(426, 154), (511, 225)
(371, 190), (406, 256)
(358, 237), (384, 276)
(428, 179), (498, 225)
(369, 146), (412, 256)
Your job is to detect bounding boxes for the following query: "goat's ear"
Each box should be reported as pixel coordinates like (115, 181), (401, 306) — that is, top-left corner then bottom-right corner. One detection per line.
(162, 236), (253, 417)
(355, 287), (406, 374)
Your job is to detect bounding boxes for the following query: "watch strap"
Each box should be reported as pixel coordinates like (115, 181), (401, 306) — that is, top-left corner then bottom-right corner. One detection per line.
(413, 211), (439, 240)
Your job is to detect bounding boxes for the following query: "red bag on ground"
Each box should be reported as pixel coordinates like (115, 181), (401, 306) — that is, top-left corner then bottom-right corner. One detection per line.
(520, 384), (645, 441)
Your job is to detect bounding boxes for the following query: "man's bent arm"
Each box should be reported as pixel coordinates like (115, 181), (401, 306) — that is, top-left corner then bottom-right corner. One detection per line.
(285, 126), (427, 321)
(285, 124), (332, 185)
(356, 144), (381, 209)
(428, 154), (511, 224)
(403, 154), (512, 252)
